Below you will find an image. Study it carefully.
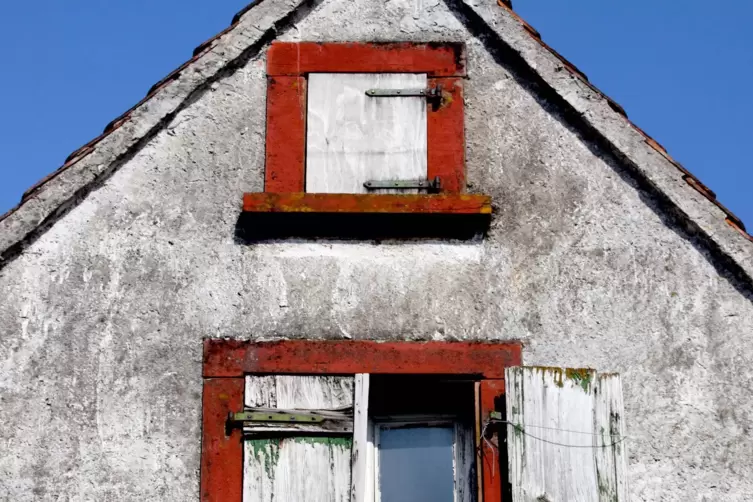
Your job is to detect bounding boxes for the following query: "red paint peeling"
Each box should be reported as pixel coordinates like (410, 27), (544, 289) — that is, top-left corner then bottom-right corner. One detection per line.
(264, 76), (307, 192)
(262, 43), (467, 196)
(203, 339), (522, 378)
(242, 192), (491, 214)
(267, 42), (466, 77)
(479, 379), (507, 501)
(428, 78), (466, 193)
(201, 341), (521, 501)
(201, 378), (244, 502)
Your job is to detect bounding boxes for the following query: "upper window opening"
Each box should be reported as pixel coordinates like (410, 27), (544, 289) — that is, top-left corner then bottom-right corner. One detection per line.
(240, 42), (492, 240)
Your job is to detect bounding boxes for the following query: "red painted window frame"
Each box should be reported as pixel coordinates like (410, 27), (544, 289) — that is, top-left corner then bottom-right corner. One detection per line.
(263, 42), (468, 194)
(200, 339), (522, 502)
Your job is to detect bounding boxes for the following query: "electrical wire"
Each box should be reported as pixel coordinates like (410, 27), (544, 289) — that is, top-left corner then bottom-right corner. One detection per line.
(482, 418), (628, 450)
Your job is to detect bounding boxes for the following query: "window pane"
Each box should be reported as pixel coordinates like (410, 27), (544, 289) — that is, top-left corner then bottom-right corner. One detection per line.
(378, 426), (454, 502)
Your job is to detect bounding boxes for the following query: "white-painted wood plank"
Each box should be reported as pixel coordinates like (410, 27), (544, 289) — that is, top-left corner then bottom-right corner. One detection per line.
(593, 373), (629, 502)
(243, 375), (354, 502)
(351, 374), (373, 502)
(505, 367), (628, 502)
(244, 437), (352, 502)
(306, 73), (428, 193)
(454, 420), (476, 502)
(245, 375), (354, 409)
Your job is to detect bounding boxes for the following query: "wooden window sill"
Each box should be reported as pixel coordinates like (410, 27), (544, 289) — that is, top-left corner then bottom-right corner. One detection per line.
(238, 193), (492, 240)
(243, 193), (491, 214)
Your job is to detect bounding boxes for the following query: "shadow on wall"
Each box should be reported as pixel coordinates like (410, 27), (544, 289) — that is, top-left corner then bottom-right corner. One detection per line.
(234, 211), (492, 242)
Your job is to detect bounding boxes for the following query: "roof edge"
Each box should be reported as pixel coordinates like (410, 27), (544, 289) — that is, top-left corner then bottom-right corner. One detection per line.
(454, 0), (753, 288)
(0, 0), (315, 267)
(1, 0), (751, 290)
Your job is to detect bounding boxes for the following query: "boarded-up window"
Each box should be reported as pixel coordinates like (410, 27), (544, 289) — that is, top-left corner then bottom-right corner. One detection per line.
(243, 375), (354, 502)
(306, 73), (428, 194)
(263, 42), (467, 194)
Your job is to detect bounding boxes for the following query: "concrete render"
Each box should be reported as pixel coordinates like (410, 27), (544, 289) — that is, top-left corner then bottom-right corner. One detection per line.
(1, 0), (752, 500)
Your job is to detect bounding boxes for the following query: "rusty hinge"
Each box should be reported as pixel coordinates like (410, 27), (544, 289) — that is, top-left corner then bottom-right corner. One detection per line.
(365, 84), (442, 106)
(226, 408), (352, 434)
(364, 176), (441, 192)
(228, 410), (324, 426)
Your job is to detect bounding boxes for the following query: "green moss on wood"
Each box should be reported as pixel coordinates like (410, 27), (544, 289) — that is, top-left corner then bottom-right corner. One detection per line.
(247, 439), (281, 478)
(293, 436), (352, 448)
(565, 368), (594, 392)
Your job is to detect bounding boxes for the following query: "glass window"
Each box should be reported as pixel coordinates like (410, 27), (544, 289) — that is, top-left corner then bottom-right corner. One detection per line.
(376, 425), (455, 502)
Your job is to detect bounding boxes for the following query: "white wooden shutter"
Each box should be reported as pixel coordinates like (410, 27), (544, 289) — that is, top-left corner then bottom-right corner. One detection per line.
(306, 73), (428, 193)
(243, 375), (354, 502)
(350, 374), (373, 502)
(505, 367), (628, 502)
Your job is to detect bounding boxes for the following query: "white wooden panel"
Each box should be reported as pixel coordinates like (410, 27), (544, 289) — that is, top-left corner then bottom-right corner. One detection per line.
(243, 375), (354, 502)
(245, 375), (354, 409)
(593, 373), (628, 501)
(506, 367), (628, 502)
(306, 73), (428, 193)
(244, 437), (351, 502)
(351, 374), (373, 502)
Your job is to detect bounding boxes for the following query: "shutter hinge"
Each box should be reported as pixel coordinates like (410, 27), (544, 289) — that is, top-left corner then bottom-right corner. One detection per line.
(226, 409), (352, 433)
(363, 176), (441, 193)
(365, 84), (443, 106)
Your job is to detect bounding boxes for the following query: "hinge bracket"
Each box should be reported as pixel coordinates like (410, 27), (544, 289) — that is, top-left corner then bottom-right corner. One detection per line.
(365, 85), (442, 106)
(364, 176), (441, 192)
(226, 408), (352, 433)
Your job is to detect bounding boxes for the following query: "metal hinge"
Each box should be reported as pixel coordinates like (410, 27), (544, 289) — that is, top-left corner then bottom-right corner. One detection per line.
(228, 410), (324, 426)
(365, 84), (443, 106)
(226, 408), (352, 433)
(364, 176), (441, 192)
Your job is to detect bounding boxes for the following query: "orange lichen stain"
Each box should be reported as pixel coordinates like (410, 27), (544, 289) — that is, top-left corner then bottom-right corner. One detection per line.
(243, 193), (492, 214)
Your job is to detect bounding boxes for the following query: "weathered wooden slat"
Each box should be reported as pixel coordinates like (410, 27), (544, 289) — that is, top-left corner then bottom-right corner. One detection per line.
(593, 373), (629, 501)
(242, 193), (492, 214)
(243, 376), (354, 502)
(505, 367), (628, 502)
(245, 375), (354, 410)
(244, 437), (352, 502)
(306, 73), (427, 194)
(350, 374), (372, 502)
(455, 420), (476, 502)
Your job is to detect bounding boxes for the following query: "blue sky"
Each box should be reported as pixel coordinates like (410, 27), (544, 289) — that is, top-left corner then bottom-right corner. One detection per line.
(1, 0), (751, 229)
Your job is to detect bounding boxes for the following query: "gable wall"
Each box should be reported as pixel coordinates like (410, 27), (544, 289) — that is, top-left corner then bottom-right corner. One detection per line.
(1, 0), (752, 499)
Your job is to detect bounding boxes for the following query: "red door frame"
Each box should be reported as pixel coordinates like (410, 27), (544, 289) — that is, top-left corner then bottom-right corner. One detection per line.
(200, 339), (521, 502)
(264, 42), (468, 194)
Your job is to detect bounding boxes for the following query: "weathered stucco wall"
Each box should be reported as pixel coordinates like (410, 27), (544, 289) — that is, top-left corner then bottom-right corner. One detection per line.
(1, 0), (752, 500)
